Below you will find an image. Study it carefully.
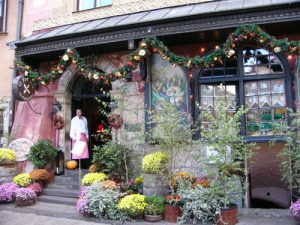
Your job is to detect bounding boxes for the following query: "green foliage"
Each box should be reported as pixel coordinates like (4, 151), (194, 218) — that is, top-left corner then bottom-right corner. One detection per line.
(142, 151), (169, 174)
(13, 173), (33, 187)
(0, 148), (16, 162)
(144, 196), (165, 215)
(82, 173), (108, 186)
(273, 110), (300, 192)
(92, 143), (132, 180)
(118, 194), (147, 217)
(177, 180), (220, 224)
(147, 102), (195, 178)
(87, 182), (128, 220)
(27, 140), (57, 169)
(200, 100), (256, 207)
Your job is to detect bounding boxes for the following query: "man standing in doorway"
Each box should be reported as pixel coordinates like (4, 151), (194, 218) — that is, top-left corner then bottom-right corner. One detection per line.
(70, 109), (89, 159)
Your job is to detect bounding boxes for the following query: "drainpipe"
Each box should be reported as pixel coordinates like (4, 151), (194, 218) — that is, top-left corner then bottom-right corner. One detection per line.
(9, 0), (24, 132)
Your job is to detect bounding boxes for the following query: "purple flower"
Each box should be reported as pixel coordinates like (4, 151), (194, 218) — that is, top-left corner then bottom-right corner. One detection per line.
(76, 198), (93, 216)
(27, 183), (43, 194)
(78, 186), (90, 198)
(0, 182), (18, 202)
(290, 199), (300, 217)
(127, 179), (134, 186)
(15, 188), (37, 202)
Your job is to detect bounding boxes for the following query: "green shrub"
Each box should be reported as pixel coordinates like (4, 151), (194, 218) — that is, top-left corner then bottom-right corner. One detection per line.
(118, 194), (147, 217)
(144, 196), (165, 215)
(82, 172), (108, 186)
(27, 140), (57, 168)
(87, 182), (128, 220)
(13, 173), (33, 187)
(142, 151), (169, 174)
(0, 148), (16, 162)
(92, 143), (132, 179)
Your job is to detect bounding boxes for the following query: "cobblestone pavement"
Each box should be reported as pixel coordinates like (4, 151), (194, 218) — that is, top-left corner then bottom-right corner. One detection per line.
(0, 207), (298, 225)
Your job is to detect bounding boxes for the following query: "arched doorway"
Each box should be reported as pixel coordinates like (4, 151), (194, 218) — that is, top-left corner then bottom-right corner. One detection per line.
(71, 75), (110, 168)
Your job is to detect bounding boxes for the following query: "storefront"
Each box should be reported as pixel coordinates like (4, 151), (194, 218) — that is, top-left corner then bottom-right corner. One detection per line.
(11, 1), (300, 208)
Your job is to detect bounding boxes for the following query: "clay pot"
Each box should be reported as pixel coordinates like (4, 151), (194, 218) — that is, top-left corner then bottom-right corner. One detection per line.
(144, 214), (163, 222)
(164, 205), (182, 223)
(215, 204), (238, 225)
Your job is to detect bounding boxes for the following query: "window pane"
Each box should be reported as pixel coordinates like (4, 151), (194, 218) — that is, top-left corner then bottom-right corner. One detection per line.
(243, 47), (284, 76)
(245, 79), (287, 136)
(78, 0), (94, 10)
(96, 0), (112, 6)
(200, 57), (237, 77)
(0, 1), (3, 17)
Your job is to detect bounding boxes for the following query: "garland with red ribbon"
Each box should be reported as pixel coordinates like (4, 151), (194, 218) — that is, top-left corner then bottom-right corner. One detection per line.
(15, 24), (300, 88)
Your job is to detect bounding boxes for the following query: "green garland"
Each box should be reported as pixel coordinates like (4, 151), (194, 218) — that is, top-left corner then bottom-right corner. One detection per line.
(15, 24), (300, 88)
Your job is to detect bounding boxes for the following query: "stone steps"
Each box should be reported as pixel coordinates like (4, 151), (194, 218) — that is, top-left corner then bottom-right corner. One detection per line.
(38, 195), (77, 206)
(43, 187), (79, 198)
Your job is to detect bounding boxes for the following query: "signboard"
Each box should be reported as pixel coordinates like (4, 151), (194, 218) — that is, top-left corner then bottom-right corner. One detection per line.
(12, 76), (35, 101)
(8, 138), (33, 162)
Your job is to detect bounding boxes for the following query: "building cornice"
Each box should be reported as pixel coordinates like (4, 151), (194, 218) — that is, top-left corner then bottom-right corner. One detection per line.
(16, 6), (300, 57)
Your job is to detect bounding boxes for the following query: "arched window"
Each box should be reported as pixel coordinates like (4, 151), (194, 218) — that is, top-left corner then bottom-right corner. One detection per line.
(197, 46), (292, 140)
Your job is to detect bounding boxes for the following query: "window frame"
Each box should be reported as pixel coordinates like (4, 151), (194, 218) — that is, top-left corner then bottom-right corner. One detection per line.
(0, 0), (7, 32)
(77, 0), (112, 11)
(195, 45), (293, 142)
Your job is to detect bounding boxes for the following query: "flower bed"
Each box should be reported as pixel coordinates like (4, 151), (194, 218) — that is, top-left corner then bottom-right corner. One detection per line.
(15, 188), (37, 206)
(13, 173), (33, 187)
(0, 182), (18, 203)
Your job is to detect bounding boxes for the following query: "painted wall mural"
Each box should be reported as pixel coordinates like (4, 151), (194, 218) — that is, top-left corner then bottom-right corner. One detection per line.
(151, 54), (189, 114)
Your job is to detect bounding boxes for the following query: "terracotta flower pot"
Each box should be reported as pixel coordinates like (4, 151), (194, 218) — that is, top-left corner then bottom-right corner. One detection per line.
(215, 204), (238, 225)
(144, 214), (163, 222)
(164, 205), (182, 223)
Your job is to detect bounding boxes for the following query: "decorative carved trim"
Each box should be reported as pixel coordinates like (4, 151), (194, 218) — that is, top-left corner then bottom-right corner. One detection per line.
(16, 7), (300, 57)
(33, 0), (212, 31)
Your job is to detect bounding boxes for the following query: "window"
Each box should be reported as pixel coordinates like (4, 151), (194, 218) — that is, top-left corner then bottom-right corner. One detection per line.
(0, 0), (6, 32)
(78, 0), (112, 11)
(198, 46), (291, 139)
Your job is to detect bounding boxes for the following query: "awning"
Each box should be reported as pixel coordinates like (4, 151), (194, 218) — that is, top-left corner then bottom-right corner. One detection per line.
(14, 0), (300, 57)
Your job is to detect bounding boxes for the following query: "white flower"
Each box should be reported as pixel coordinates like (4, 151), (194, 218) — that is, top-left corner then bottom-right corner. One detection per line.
(24, 71), (28, 76)
(93, 73), (99, 80)
(228, 49), (235, 57)
(62, 54), (69, 61)
(274, 46), (281, 53)
(138, 49), (146, 56)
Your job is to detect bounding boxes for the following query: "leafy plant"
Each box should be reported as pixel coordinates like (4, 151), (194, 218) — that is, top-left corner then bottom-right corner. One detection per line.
(27, 139), (57, 168)
(30, 169), (49, 181)
(92, 143), (132, 181)
(82, 173), (108, 186)
(147, 102), (195, 180)
(27, 183), (43, 194)
(199, 100), (256, 208)
(0, 148), (16, 162)
(290, 199), (300, 217)
(273, 110), (300, 199)
(13, 173), (33, 187)
(170, 171), (196, 191)
(176, 180), (221, 224)
(0, 182), (18, 202)
(15, 188), (37, 203)
(142, 151), (169, 174)
(87, 182), (127, 220)
(118, 194), (147, 217)
(165, 194), (181, 206)
(144, 196), (165, 215)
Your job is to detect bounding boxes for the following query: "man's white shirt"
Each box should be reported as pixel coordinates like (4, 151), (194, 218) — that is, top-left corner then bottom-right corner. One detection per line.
(70, 116), (89, 140)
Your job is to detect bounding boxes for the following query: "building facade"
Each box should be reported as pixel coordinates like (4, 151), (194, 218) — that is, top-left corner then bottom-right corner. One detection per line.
(10, 0), (300, 208)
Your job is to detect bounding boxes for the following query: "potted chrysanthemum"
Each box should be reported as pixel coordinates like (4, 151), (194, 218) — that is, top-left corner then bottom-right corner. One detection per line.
(290, 199), (300, 223)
